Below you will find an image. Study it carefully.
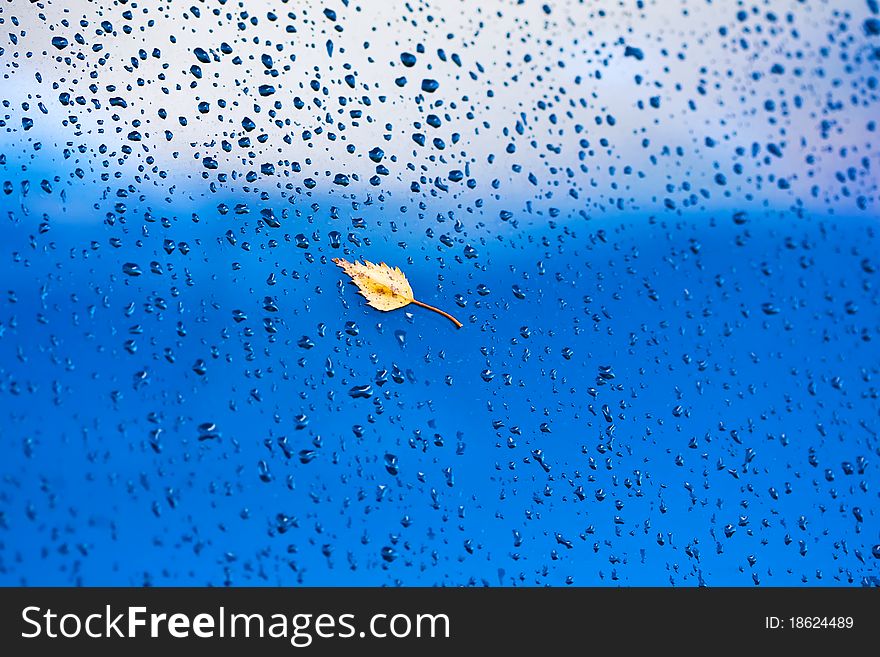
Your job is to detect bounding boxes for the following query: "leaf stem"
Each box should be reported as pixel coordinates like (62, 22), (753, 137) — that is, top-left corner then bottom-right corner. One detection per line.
(411, 299), (463, 328)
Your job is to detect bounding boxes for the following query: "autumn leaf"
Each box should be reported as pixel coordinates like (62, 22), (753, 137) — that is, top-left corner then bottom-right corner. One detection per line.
(333, 258), (463, 329)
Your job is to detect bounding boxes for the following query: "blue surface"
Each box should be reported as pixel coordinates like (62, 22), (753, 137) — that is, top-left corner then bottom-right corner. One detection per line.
(1, 197), (877, 586)
(0, 0), (878, 586)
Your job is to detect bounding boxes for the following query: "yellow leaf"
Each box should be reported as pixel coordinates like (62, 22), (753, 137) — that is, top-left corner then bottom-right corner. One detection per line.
(333, 258), (463, 329)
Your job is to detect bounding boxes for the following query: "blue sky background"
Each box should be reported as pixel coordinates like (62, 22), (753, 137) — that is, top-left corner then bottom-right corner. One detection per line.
(0, 0), (878, 586)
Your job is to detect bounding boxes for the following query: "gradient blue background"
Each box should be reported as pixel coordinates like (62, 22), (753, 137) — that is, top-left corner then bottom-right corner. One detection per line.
(0, 0), (878, 586)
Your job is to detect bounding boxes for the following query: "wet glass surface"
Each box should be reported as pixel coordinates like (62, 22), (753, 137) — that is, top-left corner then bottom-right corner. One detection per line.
(0, 0), (878, 586)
